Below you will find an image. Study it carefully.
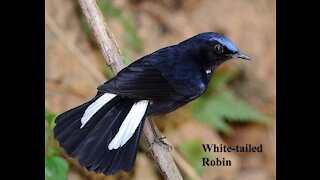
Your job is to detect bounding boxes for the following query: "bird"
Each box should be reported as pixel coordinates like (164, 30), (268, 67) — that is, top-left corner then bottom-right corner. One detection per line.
(53, 32), (251, 176)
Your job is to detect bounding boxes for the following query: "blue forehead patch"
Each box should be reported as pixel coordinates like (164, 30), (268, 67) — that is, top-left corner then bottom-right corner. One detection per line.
(180, 32), (240, 53)
(209, 34), (239, 53)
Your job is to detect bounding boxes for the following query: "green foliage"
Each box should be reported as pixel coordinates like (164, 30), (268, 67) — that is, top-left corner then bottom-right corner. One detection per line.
(45, 155), (69, 180)
(97, 0), (121, 18)
(81, 0), (143, 78)
(206, 68), (238, 94)
(192, 69), (272, 135)
(45, 108), (59, 154)
(97, 0), (142, 50)
(81, 0), (142, 51)
(179, 138), (213, 176)
(45, 108), (57, 131)
(45, 108), (69, 180)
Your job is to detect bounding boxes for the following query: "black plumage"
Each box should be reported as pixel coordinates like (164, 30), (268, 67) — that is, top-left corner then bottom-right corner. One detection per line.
(54, 32), (251, 176)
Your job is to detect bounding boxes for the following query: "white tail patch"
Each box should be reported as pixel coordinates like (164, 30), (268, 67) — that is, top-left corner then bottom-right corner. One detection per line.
(80, 93), (116, 129)
(108, 100), (149, 150)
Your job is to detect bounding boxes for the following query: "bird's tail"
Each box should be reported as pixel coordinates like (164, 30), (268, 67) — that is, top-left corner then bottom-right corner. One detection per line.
(53, 92), (148, 175)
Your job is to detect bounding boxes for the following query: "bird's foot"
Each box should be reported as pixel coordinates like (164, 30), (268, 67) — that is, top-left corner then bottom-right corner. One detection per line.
(147, 136), (173, 152)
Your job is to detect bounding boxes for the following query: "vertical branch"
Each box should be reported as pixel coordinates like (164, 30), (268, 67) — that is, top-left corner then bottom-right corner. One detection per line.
(78, 0), (126, 73)
(77, 0), (183, 179)
(143, 118), (184, 180)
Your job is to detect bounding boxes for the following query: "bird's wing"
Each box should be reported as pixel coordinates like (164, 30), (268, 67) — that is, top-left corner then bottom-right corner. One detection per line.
(97, 58), (184, 100)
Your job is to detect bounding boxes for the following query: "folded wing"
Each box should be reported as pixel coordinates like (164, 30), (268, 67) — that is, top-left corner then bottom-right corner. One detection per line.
(97, 59), (184, 100)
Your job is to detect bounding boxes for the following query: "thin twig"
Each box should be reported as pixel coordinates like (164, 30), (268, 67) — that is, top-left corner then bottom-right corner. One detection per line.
(171, 145), (202, 180)
(45, 80), (94, 98)
(77, 0), (183, 179)
(45, 13), (106, 84)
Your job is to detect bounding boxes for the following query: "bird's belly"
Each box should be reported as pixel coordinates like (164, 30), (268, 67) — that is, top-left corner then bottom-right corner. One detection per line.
(175, 80), (206, 100)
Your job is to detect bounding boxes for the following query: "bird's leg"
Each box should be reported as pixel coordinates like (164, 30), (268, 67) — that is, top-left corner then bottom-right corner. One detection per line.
(147, 136), (172, 152)
(146, 118), (173, 152)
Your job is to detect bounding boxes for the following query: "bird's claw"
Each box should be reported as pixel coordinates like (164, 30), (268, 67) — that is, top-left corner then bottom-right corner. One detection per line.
(147, 136), (173, 152)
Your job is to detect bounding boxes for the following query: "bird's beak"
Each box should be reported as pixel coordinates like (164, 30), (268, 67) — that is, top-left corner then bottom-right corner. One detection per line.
(236, 52), (251, 60)
(226, 52), (251, 60)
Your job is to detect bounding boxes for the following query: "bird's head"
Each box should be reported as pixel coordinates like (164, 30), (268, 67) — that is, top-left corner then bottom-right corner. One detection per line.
(179, 32), (251, 70)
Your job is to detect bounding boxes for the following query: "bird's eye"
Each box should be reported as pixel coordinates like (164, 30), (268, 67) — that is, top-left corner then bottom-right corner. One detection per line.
(214, 44), (224, 54)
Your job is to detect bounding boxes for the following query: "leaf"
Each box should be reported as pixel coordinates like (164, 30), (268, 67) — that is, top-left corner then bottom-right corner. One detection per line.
(193, 91), (272, 135)
(179, 139), (213, 175)
(204, 69), (238, 97)
(218, 92), (272, 123)
(45, 129), (48, 150)
(45, 108), (57, 130)
(45, 108), (60, 155)
(45, 154), (69, 180)
(193, 99), (232, 134)
(211, 69), (238, 91)
(49, 143), (59, 156)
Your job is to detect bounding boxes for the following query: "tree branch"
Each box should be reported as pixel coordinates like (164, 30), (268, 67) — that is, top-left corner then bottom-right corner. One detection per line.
(77, 0), (183, 179)
(45, 13), (106, 83)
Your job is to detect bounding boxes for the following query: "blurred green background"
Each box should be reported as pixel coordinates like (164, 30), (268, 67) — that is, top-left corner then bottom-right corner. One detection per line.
(45, 0), (276, 179)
